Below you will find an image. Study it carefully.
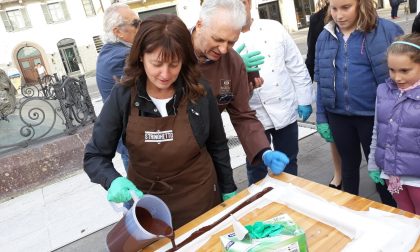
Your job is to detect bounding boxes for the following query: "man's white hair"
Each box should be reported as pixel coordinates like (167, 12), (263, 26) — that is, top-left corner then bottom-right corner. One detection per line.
(102, 3), (131, 43)
(199, 0), (246, 30)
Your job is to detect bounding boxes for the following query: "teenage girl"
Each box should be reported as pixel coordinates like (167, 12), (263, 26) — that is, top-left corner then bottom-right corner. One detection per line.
(315, 0), (403, 206)
(368, 34), (420, 214)
(306, 0), (342, 189)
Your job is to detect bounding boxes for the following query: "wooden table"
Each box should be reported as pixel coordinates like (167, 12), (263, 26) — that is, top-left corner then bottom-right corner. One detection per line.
(144, 173), (420, 251)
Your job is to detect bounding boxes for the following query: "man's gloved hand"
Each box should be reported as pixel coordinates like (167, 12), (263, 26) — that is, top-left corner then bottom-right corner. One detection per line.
(222, 191), (237, 201)
(298, 105), (312, 122)
(107, 177), (143, 203)
(235, 43), (265, 72)
(368, 170), (385, 186)
(245, 221), (284, 239)
(262, 150), (290, 175)
(316, 123), (334, 143)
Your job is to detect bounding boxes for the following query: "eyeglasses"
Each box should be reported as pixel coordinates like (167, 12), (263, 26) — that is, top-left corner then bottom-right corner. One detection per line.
(130, 19), (141, 28)
(119, 19), (141, 28)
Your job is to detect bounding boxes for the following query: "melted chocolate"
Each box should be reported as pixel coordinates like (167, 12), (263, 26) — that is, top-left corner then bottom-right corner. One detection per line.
(107, 206), (175, 252)
(166, 187), (274, 251)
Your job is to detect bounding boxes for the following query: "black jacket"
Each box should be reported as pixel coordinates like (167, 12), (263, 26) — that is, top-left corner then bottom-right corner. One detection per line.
(305, 6), (328, 81)
(413, 12), (420, 33)
(84, 77), (237, 194)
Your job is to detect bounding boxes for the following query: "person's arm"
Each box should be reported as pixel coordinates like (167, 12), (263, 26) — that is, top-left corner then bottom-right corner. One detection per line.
(412, 12), (420, 33)
(97, 44), (129, 101)
(314, 35), (328, 124)
(386, 19), (404, 43)
(367, 100), (379, 171)
(226, 57), (270, 165)
(305, 14), (318, 81)
(203, 83), (237, 194)
(367, 99), (384, 185)
(84, 85), (128, 190)
(282, 25), (313, 107)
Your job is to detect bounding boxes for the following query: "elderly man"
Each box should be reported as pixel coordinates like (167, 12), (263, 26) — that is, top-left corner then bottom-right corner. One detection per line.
(235, 0), (313, 184)
(96, 3), (140, 169)
(192, 0), (289, 190)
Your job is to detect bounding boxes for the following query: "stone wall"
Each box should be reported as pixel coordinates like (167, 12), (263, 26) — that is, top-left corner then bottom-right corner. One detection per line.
(0, 125), (93, 203)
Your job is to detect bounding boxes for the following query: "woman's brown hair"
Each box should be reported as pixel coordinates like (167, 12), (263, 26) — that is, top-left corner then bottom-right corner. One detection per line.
(324, 0), (378, 32)
(387, 33), (420, 64)
(316, 0), (329, 11)
(122, 14), (205, 101)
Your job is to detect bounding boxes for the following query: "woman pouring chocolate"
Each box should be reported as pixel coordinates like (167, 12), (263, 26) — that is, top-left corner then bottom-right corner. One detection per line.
(84, 14), (237, 229)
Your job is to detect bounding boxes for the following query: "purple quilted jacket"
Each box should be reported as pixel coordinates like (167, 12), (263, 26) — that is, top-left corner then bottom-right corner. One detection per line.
(375, 79), (420, 176)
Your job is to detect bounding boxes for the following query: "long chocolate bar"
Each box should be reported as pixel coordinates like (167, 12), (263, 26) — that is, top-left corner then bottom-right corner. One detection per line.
(167, 187), (274, 251)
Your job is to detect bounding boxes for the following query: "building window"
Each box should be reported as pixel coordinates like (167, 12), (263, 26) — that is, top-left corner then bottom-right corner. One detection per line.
(138, 6), (177, 20)
(81, 0), (96, 17)
(57, 38), (82, 74)
(0, 8), (31, 32)
(41, 1), (70, 24)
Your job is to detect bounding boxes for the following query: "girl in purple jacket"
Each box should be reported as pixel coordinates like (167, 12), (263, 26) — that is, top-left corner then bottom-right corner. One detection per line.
(368, 33), (420, 214)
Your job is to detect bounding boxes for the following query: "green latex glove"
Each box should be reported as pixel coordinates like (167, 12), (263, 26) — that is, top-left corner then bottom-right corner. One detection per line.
(235, 43), (265, 72)
(222, 191), (237, 201)
(245, 221), (284, 239)
(107, 177), (143, 203)
(316, 123), (334, 143)
(368, 170), (385, 186)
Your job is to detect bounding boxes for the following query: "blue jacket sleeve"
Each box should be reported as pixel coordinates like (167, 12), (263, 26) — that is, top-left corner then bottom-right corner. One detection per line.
(315, 35), (328, 124)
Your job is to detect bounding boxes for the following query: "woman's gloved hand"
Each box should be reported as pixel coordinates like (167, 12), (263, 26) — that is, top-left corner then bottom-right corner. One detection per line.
(222, 191), (237, 201)
(368, 170), (385, 185)
(107, 177), (143, 203)
(262, 150), (290, 175)
(316, 123), (334, 142)
(297, 105), (312, 122)
(245, 221), (284, 239)
(235, 43), (265, 72)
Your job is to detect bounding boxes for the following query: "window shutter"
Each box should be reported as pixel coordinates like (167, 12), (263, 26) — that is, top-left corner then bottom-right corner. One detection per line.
(21, 7), (32, 28)
(60, 1), (70, 21)
(0, 10), (13, 32)
(41, 3), (53, 24)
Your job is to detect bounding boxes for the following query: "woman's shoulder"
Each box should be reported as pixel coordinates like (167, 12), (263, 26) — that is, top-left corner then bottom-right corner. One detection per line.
(108, 83), (132, 104)
(376, 18), (404, 33)
(310, 8), (327, 22)
(316, 28), (336, 47)
(377, 79), (396, 92)
(112, 82), (131, 92)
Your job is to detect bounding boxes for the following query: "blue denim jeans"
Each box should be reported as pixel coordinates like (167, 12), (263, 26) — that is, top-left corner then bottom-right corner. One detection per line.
(117, 138), (129, 171)
(390, 0), (400, 17)
(246, 121), (299, 185)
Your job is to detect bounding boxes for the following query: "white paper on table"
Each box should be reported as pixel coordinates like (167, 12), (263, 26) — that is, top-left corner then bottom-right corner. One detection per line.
(343, 207), (420, 252)
(156, 176), (420, 252)
(257, 176), (420, 252)
(231, 215), (248, 240)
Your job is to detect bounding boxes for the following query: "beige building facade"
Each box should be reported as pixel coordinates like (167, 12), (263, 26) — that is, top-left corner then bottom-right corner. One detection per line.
(1, 0), (389, 85)
(0, 0), (111, 84)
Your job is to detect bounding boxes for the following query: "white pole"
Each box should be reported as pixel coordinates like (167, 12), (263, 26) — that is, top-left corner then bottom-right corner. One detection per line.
(417, 0), (420, 14)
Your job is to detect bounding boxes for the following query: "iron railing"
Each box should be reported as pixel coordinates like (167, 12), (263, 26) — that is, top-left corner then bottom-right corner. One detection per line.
(0, 74), (96, 154)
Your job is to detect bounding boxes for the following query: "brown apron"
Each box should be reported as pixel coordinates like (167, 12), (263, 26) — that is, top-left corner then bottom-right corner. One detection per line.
(125, 87), (221, 229)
